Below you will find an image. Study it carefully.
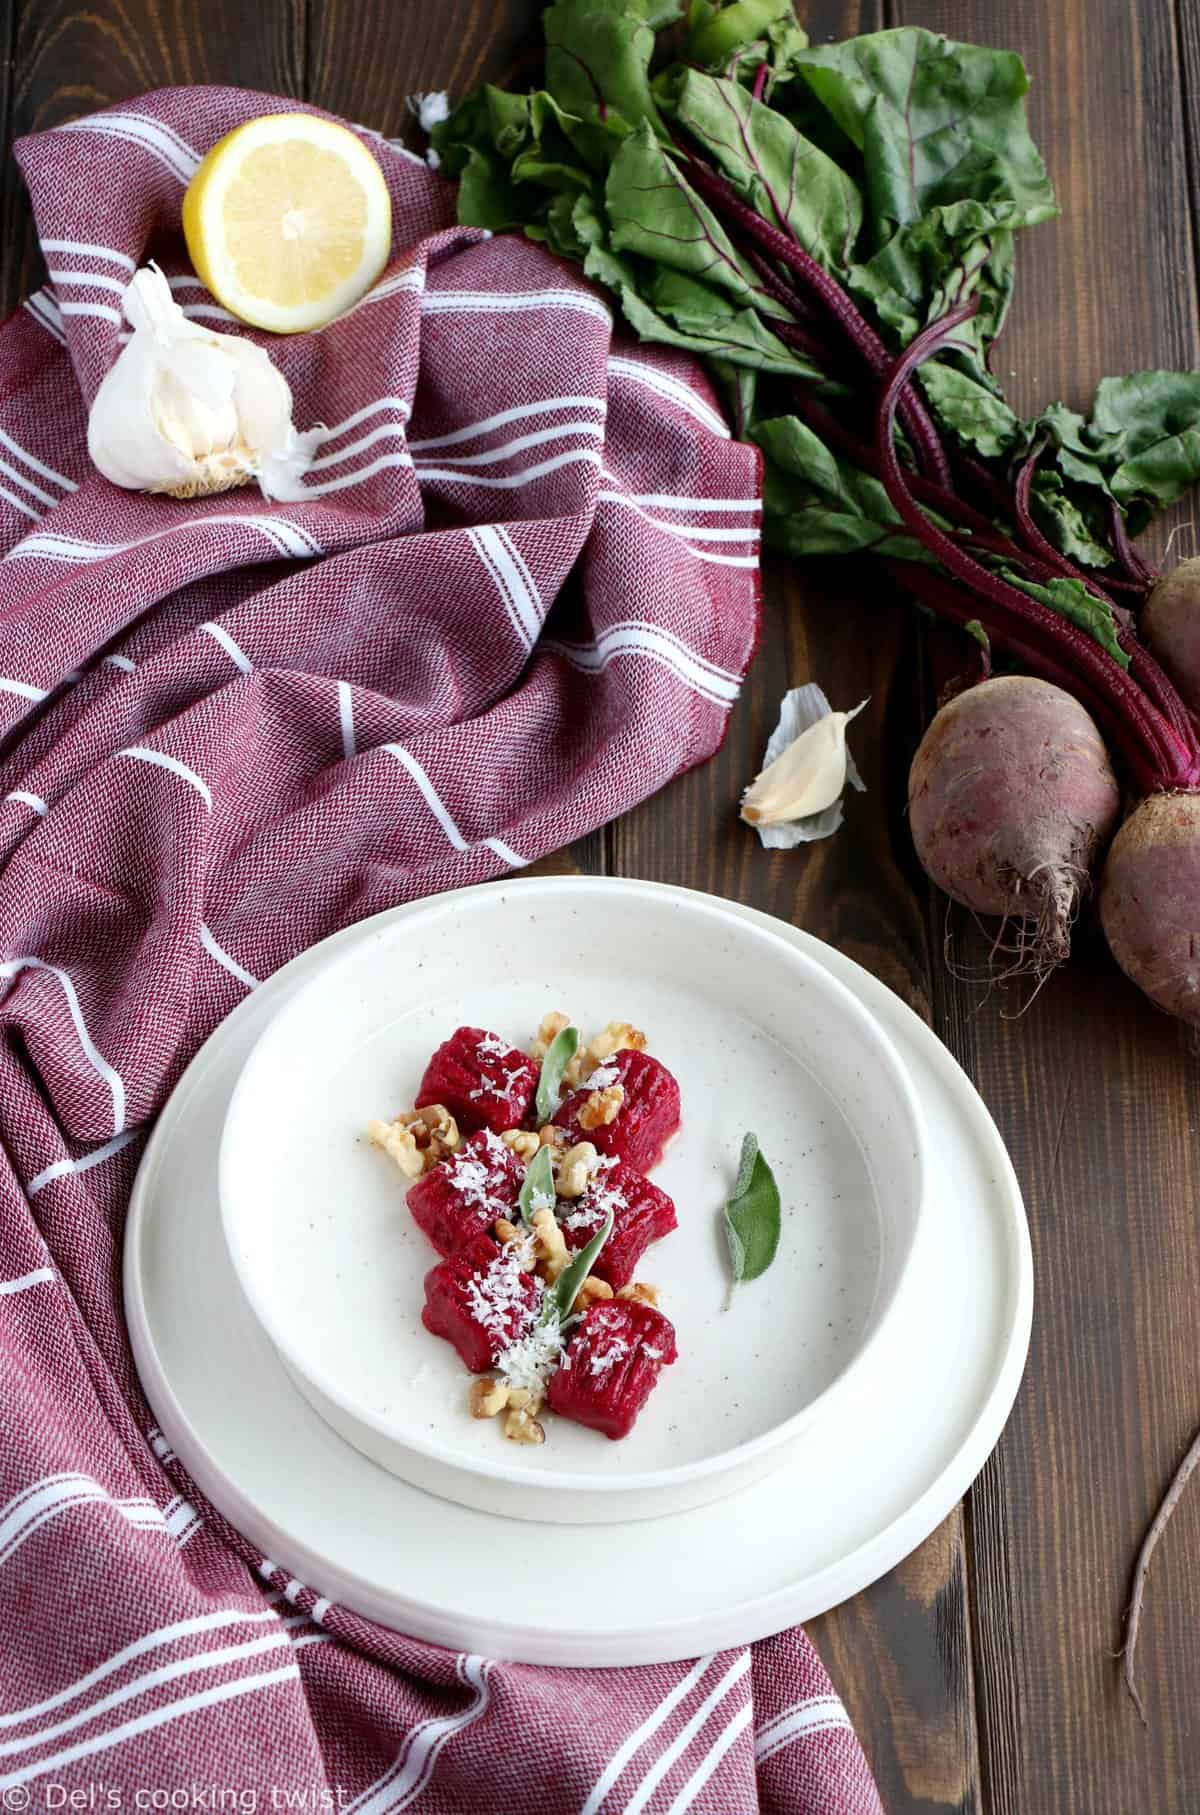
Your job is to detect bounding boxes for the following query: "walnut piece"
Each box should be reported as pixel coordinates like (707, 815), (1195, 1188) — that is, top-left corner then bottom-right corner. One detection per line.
(504, 1403), (546, 1445)
(494, 1218), (536, 1269)
(618, 1282), (660, 1307)
(556, 1140), (600, 1198)
(501, 1128), (540, 1161)
(578, 1084), (624, 1131)
(530, 1011), (570, 1060)
(574, 1275), (614, 1313)
(538, 1124), (568, 1151)
(469, 1378), (510, 1419)
(531, 1206), (570, 1280)
(367, 1117), (425, 1179)
(588, 1021), (647, 1064)
(368, 1104), (461, 1178)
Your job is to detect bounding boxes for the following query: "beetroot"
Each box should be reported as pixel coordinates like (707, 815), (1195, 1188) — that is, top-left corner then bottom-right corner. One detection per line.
(908, 676), (1121, 968)
(415, 1026), (538, 1135)
(1141, 559), (1200, 713)
(546, 1298), (677, 1439)
(1100, 791), (1200, 1026)
(407, 1129), (525, 1257)
(558, 1161), (677, 1289)
(421, 1234), (543, 1373)
(554, 1050), (681, 1171)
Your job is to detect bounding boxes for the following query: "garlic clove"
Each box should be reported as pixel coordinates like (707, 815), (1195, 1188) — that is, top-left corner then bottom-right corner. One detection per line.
(741, 685), (868, 848)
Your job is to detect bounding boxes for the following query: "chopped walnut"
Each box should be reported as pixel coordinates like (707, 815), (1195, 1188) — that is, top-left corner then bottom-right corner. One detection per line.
(538, 1123), (568, 1151)
(494, 1218), (536, 1269)
(556, 1140), (600, 1198)
(369, 1104), (460, 1178)
(414, 1103), (461, 1162)
(561, 1050), (588, 1089)
(367, 1117), (425, 1179)
(578, 1084), (624, 1131)
(501, 1128), (540, 1161)
(469, 1378), (510, 1419)
(574, 1275), (614, 1313)
(588, 1021), (647, 1064)
(618, 1282), (660, 1307)
(504, 1403), (546, 1444)
(530, 1011), (570, 1060)
(531, 1206), (570, 1281)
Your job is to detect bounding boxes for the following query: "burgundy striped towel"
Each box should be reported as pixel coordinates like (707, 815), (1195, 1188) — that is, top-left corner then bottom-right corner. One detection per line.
(0, 88), (883, 1813)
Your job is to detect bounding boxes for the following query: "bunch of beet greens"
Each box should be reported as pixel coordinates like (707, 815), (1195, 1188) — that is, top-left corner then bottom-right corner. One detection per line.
(435, 0), (1200, 1039)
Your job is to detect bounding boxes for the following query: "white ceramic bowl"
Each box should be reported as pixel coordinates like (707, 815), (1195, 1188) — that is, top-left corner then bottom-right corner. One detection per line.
(219, 878), (927, 1523)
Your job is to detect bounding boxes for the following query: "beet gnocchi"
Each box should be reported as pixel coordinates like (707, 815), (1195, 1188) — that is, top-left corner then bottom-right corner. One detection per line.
(369, 1015), (680, 1447)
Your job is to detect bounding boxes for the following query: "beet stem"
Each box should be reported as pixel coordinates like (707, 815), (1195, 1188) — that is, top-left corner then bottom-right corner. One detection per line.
(874, 306), (1200, 793)
(677, 148), (954, 489)
(1107, 496), (1158, 591)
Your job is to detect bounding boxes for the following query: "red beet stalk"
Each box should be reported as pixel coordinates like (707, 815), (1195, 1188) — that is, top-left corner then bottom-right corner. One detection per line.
(677, 149), (954, 490)
(874, 305), (1200, 795)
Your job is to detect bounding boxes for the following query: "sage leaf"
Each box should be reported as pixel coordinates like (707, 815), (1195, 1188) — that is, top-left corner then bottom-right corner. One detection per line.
(722, 1132), (781, 1299)
(549, 1207), (615, 1321)
(536, 1024), (580, 1122)
(518, 1145), (557, 1226)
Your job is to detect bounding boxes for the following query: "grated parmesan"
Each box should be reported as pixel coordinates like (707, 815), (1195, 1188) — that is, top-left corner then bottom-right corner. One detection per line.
(447, 1132), (517, 1217)
(463, 1245), (541, 1357)
(588, 1334), (630, 1378)
(498, 1311), (565, 1398)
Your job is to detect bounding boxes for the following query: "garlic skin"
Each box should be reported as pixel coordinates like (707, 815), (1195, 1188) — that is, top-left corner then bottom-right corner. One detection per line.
(86, 266), (312, 501)
(741, 685), (867, 848)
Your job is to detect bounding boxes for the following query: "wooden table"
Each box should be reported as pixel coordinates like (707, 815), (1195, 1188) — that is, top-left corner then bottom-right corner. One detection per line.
(8, 0), (1200, 1807)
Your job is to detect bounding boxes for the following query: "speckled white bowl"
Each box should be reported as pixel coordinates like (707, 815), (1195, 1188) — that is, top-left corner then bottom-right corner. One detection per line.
(219, 878), (927, 1523)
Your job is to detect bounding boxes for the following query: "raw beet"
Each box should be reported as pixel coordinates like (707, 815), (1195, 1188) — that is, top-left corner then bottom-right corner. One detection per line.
(557, 1161), (677, 1289)
(908, 677), (1121, 969)
(1099, 791), (1200, 1026)
(554, 1050), (681, 1171)
(547, 1298), (677, 1440)
(421, 1234), (543, 1373)
(415, 1026), (539, 1134)
(407, 1129), (525, 1257)
(1142, 559), (1200, 714)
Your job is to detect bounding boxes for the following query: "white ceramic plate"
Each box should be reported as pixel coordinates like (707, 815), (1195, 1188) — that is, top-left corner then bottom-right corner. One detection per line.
(219, 883), (926, 1522)
(123, 882), (1032, 1667)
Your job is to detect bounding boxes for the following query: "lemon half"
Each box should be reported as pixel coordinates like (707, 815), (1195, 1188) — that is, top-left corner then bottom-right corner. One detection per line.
(183, 113), (392, 333)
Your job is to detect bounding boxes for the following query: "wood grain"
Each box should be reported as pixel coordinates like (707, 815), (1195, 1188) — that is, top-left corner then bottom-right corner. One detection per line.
(894, 1), (1200, 1809)
(7, 0), (1200, 1806)
(0, 0), (304, 313)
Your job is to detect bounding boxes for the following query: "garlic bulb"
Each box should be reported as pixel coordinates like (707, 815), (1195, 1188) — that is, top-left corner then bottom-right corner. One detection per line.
(86, 266), (312, 501)
(741, 685), (867, 848)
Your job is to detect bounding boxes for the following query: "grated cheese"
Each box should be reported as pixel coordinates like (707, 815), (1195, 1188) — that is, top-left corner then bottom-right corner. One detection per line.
(498, 1311), (565, 1398)
(463, 1245), (541, 1357)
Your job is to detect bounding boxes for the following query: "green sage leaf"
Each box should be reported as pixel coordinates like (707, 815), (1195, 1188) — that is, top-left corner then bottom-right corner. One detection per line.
(549, 1207), (616, 1320)
(518, 1145), (558, 1226)
(536, 1025), (580, 1121)
(722, 1131), (781, 1293)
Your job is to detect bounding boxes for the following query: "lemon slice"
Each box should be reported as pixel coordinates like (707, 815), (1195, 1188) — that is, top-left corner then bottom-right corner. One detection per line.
(183, 113), (392, 333)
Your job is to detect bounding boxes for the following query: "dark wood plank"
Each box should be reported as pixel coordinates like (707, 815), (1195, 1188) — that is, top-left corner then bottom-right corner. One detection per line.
(308, 0), (543, 146)
(603, 1), (981, 1802)
(0, 0), (304, 314)
(893, 2), (1200, 1810)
